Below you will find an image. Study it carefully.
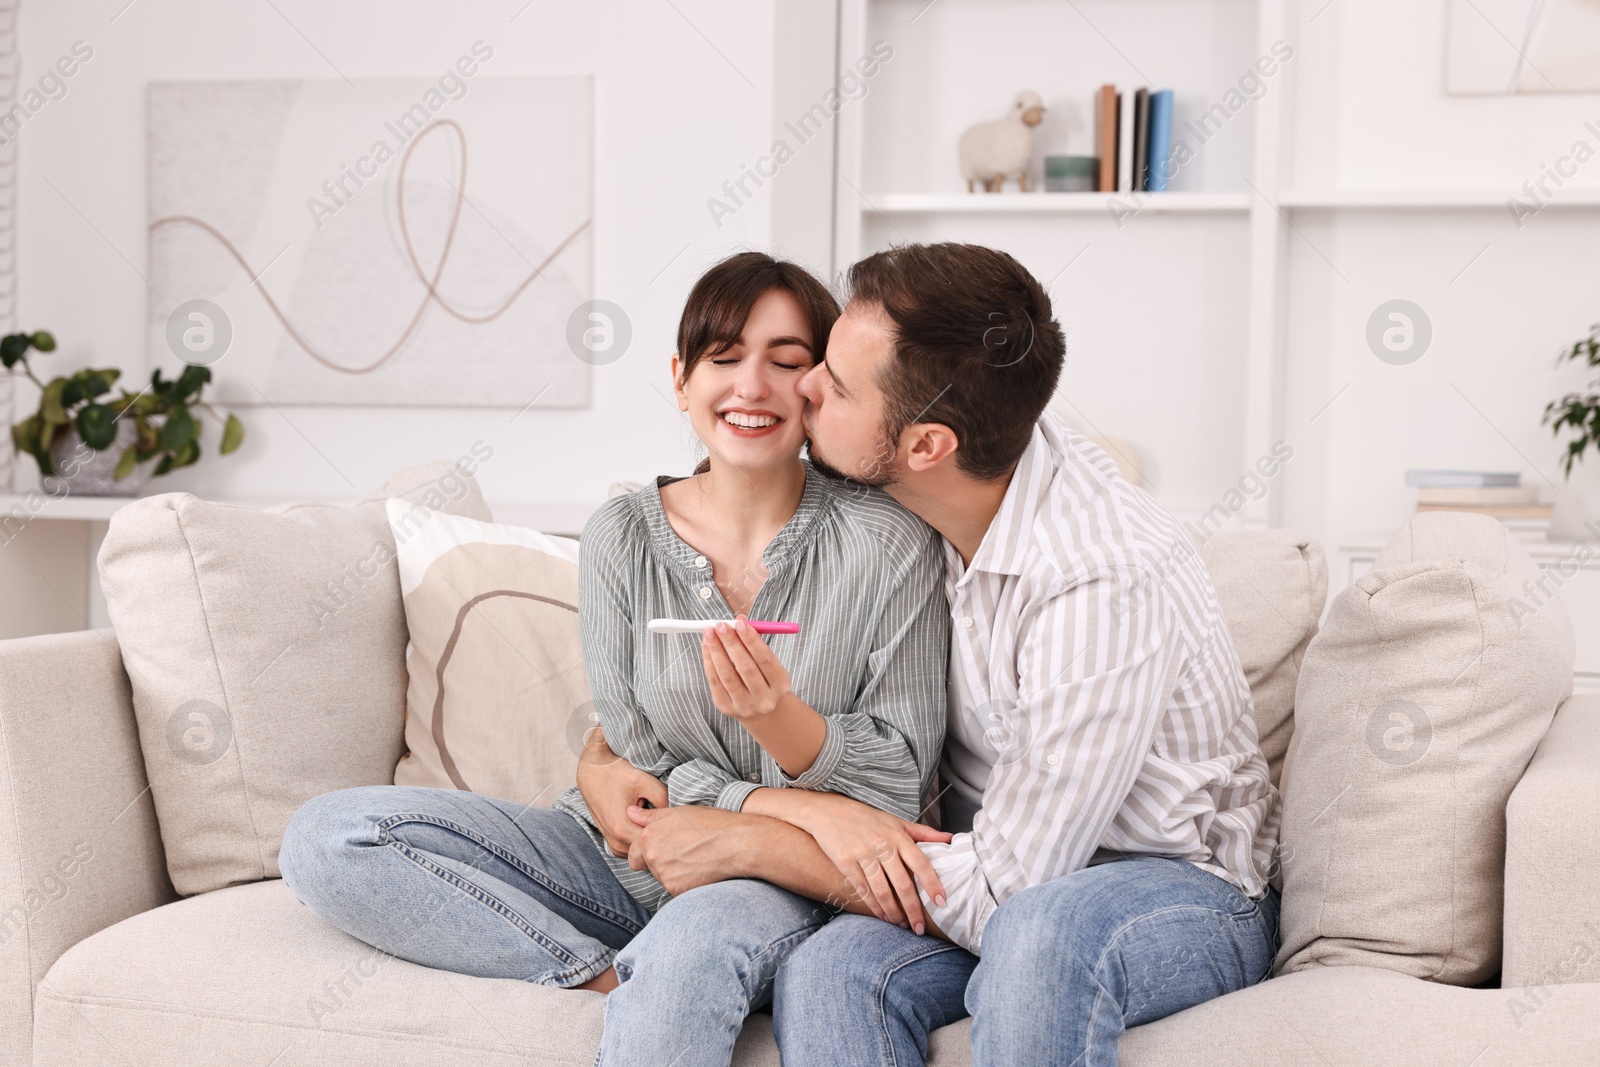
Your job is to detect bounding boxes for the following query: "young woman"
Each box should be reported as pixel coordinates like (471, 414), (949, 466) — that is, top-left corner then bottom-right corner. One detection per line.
(278, 252), (951, 1067)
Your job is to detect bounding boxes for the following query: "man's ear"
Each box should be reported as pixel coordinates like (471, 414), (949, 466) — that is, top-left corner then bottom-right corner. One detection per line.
(903, 422), (960, 473)
(670, 353), (689, 412)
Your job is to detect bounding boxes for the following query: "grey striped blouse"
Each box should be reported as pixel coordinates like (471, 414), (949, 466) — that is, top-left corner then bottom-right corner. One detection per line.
(552, 463), (951, 913)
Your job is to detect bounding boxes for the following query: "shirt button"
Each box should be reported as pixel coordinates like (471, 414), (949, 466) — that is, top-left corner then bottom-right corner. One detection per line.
(694, 555), (708, 568)
(699, 586), (713, 599)
(961, 617), (975, 629)
(747, 772), (761, 783)
(1046, 752), (1060, 766)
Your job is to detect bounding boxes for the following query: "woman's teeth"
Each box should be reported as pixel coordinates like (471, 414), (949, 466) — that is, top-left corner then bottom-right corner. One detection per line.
(722, 412), (778, 429)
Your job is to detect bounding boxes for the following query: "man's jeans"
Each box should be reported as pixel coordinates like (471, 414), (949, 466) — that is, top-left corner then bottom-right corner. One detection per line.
(279, 785), (832, 1067)
(774, 855), (1281, 1067)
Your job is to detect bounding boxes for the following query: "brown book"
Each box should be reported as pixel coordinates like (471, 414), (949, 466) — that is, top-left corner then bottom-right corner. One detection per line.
(1415, 503), (1554, 519)
(1096, 85), (1118, 192)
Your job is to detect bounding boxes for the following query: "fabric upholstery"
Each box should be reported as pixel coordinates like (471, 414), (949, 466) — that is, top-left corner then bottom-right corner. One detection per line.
(388, 501), (587, 808)
(96, 461), (492, 896)
(1197, 528), (1327, 792)
(1274, 512), (1575, 984)
(1504, 694), (1600, 989)
(33, 879), (1600, 1067)
(0, 628), (176, 1067)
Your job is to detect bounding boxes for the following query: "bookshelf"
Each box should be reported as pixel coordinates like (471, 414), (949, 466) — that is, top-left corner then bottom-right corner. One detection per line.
(868, 192), (1253, 214)
(826, 0), (1290, 522)
(802, 0), (1600, 536)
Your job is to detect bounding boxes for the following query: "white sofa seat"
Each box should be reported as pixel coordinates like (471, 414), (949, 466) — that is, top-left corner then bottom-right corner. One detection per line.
(35, 875), (1600, 1067)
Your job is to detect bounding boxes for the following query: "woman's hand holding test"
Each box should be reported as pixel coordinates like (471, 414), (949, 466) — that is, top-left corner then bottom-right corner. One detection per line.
(700, 616), (827, 776)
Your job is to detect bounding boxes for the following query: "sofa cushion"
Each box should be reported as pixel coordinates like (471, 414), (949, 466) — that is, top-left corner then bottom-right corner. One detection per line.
(29, 879), (765, 1066)
(388, 501), (587, 808)
(1197, 529), (1327, 792)
(1274, 511), (1575, 985)
(97, 460), (491, 897)
(34, 879), (1600, 1067)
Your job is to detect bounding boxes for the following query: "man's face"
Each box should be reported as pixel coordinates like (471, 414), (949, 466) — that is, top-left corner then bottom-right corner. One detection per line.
(798, 303), (904, 488)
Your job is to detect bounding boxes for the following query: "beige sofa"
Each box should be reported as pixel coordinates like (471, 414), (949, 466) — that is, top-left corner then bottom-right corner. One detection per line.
(1, 478), (1598, 1065)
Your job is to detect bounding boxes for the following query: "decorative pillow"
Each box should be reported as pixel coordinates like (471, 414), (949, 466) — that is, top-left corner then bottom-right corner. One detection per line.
(1197, 529), (1328, 792)
(389, 501), (588, 809)
(1273, 511), (1574, 985)
(98, 459), (492, 896)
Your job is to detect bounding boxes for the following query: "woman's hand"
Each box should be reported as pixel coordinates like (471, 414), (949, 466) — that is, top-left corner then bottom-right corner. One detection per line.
(701, 616), (793, 720)
(750, 789), (952, 934)
(575, 728), (668, 857)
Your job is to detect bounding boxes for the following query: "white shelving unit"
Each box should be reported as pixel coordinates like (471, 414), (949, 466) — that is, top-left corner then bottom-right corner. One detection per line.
(831, 0), (1294, 524)
(822, 0), (1600, 529)
(867, 192), (1253, 215)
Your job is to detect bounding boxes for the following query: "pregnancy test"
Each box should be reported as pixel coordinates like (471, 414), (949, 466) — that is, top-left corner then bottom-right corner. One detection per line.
(648, 618), (801, 635)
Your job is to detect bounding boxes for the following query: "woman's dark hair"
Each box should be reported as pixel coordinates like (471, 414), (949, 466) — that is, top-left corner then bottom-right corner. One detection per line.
(846, 242), (1065, 482)
(677, 251), (840, 474)
(676, 252), (839, 381)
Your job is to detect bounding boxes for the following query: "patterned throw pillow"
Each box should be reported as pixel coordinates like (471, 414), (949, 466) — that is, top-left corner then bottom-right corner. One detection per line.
(387, 499), (590, 808)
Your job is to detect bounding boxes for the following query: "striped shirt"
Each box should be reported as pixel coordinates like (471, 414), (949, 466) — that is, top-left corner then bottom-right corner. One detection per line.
(920, 411), (1280, 955)
(555, 463), (951, 912)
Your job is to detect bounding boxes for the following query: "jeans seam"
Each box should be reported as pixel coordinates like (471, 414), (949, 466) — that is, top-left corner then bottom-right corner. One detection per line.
(376, 811), (646, 932)
(1086, 899), (1270, 1053)
(874, 942), (969, 1067)
(374, 813), (637, 984)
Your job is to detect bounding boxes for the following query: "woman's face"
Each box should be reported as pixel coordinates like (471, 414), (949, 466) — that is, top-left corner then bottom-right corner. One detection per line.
(672, 287), (817, 475)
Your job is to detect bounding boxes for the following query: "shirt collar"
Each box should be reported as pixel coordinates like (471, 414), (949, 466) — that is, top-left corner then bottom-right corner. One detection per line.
(639, 460), (832, 574)
(950, 419), (1054, 582)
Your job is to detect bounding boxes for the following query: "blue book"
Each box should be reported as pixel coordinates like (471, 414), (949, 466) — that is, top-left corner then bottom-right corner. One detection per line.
(1145, 89), (1174, 192)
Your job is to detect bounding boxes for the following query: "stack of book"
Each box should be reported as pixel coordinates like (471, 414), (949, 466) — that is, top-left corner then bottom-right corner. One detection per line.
(1405, 470), (1551, 542)
(1093, 85), (1174, 193)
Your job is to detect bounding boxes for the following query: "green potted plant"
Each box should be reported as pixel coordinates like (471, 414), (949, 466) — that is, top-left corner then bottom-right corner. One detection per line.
(3, 329), (244, 496)
(1544, 322), (1600, 477)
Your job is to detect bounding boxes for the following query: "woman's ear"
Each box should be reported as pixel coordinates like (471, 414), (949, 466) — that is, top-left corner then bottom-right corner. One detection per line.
(670, 352), (689, 412)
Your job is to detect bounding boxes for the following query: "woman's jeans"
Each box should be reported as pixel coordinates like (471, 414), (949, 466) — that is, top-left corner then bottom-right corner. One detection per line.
(279, 785), (833, 1067)
(773, 855), (1282, 1067)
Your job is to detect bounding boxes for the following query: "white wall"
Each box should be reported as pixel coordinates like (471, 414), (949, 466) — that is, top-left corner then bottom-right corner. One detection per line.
(11, 0), (779, 511)
(1279, 0), (1600, 545)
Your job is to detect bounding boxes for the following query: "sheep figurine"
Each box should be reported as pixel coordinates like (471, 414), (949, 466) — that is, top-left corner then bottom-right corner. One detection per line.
(959, 91), (1047, 192)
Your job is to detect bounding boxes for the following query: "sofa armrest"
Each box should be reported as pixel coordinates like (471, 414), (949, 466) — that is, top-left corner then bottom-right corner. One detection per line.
(1503, 692), (1600, 989)
(0, 628), (176, 1067)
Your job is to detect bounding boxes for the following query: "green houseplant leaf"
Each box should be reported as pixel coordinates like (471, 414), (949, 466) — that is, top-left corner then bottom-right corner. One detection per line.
(75, 403), (118, 451)
(40, 379), (68, 426)
(220, 412), (244, 454)
(112, 446), (140, 480)
(160, 404), (196, 451)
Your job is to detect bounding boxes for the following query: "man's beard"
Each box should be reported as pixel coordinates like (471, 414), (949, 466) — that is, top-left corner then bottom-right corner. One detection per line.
(805, 424), (901, 490)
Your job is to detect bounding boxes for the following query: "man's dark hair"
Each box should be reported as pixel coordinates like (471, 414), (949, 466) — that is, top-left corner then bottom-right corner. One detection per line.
(846, 243), (1065, 481)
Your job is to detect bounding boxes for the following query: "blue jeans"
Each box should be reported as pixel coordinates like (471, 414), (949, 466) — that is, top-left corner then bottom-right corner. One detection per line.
(774, 855), (1281, 1067)
(279, 785), (831, 1066)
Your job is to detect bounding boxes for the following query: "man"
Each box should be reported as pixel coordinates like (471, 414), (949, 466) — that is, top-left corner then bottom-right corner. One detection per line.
(594, 241), (1281, 1065)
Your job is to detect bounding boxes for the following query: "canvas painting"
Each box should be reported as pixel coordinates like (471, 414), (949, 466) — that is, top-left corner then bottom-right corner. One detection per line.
(146, 74), (593, 407)
(1446, 0), (1600, 94)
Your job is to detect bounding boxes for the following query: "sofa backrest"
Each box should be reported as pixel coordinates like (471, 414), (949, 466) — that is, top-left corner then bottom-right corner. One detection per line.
(1197, 528), (1328, 793)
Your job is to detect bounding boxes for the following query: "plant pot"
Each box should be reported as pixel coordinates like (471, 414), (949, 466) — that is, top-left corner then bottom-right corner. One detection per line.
(41, 419), (161, 497)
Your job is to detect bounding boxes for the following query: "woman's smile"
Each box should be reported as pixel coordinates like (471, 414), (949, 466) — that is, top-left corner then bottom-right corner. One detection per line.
(717, 406), (784, 437)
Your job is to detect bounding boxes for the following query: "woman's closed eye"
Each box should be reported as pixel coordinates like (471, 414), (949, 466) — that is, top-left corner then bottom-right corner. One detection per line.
(709, 355), (808, 371)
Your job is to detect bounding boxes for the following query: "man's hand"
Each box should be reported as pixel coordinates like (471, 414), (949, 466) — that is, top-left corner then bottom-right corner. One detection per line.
(625, 803), (748, 896)
(574, 730), (667, 857)
(751, 789), (951, 934)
